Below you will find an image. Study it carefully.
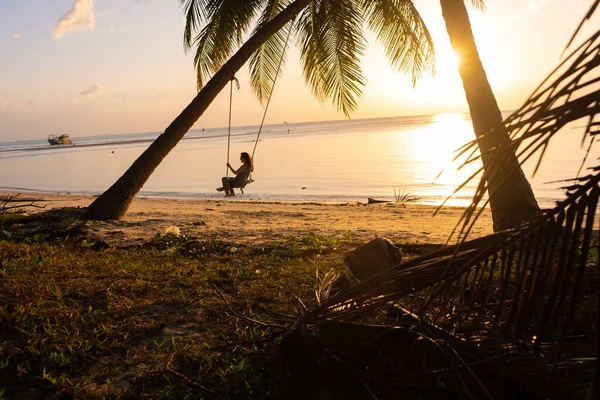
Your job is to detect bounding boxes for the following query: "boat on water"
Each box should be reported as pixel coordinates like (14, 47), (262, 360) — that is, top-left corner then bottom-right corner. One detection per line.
(48, 134), (73, 145)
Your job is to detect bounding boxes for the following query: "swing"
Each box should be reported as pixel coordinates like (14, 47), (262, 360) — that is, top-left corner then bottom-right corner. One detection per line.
(216, 21), (292, 196)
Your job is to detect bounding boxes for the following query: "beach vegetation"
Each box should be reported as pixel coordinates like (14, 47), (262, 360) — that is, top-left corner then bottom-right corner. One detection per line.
(393, 186), (419, 205)
(0, 212), (397, 398)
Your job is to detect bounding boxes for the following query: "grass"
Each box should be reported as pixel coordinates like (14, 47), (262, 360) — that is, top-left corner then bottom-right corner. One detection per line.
(393, 187), (420, 205)
(4, 208), (595, 398)
(0, 211), (423, 399)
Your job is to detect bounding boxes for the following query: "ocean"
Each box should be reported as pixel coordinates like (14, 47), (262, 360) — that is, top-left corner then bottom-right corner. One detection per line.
(0, 113), (596, 208)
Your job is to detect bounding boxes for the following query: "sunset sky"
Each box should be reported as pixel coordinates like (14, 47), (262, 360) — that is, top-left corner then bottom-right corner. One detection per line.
(0, 0), (595, 141)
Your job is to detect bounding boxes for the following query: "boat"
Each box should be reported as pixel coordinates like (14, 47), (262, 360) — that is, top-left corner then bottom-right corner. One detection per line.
(47, 134), (72, 145)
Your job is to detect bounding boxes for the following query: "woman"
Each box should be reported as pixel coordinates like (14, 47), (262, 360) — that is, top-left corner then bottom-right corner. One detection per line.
(219, 152), (254, 197)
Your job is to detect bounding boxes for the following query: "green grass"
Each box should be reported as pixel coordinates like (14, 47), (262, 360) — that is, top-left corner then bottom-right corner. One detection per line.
(0, 214), (371, 399)
(1, 209), (597, 398)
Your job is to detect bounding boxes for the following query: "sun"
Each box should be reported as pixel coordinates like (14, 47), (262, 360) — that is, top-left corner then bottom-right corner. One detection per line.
(436, 46), (461, 74)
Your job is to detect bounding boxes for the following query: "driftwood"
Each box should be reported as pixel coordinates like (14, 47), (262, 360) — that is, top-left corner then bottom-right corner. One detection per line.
(367, 197), (391, 204)
(0, 194), (48, 212)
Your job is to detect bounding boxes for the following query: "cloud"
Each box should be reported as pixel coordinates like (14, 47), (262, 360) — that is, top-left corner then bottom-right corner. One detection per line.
(54, 0), (95, 39)
(12, 33), (20, 39)
(0, 99), (40, 110)
(80, 84), (104, 96)
(0, 100), (22, 110)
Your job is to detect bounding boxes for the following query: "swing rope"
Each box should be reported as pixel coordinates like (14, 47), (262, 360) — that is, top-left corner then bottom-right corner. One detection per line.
(222, 18), (295, 192)
(251, 21), (294, 159)
(225, 79), (234, 178)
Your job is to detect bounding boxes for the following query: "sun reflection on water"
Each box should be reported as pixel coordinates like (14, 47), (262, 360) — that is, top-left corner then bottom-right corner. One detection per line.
(391, 113), (482, 205)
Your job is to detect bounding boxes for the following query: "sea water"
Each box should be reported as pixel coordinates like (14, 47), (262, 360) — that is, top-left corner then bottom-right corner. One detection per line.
(0, 113), (596, 208)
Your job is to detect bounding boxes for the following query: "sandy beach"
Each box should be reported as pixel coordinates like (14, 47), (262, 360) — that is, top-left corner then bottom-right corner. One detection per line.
(2, 191), (494, 247)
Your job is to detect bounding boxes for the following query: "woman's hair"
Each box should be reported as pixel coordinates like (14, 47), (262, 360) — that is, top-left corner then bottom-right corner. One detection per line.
(241, 152), (254, 171)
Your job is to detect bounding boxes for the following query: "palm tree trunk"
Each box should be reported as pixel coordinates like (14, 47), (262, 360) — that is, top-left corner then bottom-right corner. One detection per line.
(87, 0), (310, 220)
(439, 0), (540, 231)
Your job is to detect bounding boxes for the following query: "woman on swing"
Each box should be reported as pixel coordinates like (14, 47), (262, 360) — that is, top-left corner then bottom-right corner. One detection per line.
(219, 152), (254, 197)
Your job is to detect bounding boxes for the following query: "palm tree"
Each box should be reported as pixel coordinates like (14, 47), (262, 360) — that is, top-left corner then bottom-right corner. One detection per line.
(439, 0), (540, 231)
(87, 0), (435, 219)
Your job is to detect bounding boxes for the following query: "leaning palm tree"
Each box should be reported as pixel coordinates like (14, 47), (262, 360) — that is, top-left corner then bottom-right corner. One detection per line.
(87, 0), (435, 219)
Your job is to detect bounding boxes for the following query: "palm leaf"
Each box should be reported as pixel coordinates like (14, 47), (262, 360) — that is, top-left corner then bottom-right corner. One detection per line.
(296, 1), (329, 104)
(190, 0), (264, 90)
(565, 0), (600, 50)
(363, 0), (435, 85)
(248, 0), (292, 104)
(179, 0), (212, 50)
(297, 0), (367, 116)
(466, 0), (485, 12)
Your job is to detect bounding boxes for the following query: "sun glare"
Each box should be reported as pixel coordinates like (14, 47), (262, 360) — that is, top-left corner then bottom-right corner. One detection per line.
(416, 113), (479, 193)
(434, 112), (465, 125)
(436, 48), (461, 73)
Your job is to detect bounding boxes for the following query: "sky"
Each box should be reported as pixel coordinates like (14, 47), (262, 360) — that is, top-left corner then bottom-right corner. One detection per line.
(0, 0), (596, 141)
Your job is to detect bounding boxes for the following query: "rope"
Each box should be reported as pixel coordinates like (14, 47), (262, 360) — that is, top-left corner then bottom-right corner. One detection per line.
(226, 79), (234, 178)
(251, 20), (294, 159)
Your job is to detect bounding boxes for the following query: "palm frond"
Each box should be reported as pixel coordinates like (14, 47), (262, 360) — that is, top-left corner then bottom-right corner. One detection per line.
(191, 0), (264, 89)
(296, 2), (329, 104)
(308, 169), (600, 337)
(452, 25), (600, 240)
(249, 0), (292, 104)
(565, 0), (600, 50)
(465, 0), (486, 12)
(363, 0), (435, 85)
(179, 0), (212, 50)
(297, 0), (367, 116)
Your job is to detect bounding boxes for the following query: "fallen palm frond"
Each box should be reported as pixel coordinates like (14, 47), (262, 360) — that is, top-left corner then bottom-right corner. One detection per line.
(305, 169), (599, 337)
(291, 168), (600, 397)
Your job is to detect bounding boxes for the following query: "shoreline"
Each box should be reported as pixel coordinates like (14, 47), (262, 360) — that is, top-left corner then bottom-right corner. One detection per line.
(1, 190), (494, 248)
(0, 186), (482, 208)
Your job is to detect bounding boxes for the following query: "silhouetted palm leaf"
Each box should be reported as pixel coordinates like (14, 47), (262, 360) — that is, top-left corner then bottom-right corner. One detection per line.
(189, 0), (263, 89)
(364, 0), (435, 85)
(249, 0), (292, 104)
(293, 170), (598, 397)
(452, 6), (600, 239)
(183, 0), (435, 116)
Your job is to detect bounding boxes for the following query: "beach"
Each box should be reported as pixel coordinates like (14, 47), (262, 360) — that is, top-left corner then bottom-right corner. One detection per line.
(2, 190), (494, 247)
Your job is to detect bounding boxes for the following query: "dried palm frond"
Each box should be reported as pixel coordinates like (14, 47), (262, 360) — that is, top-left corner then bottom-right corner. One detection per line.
(305, 169), (598, 337)
(314, 268), (339, 305)
(452, 15), (600, 239)
(292, 169), (599, 397)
